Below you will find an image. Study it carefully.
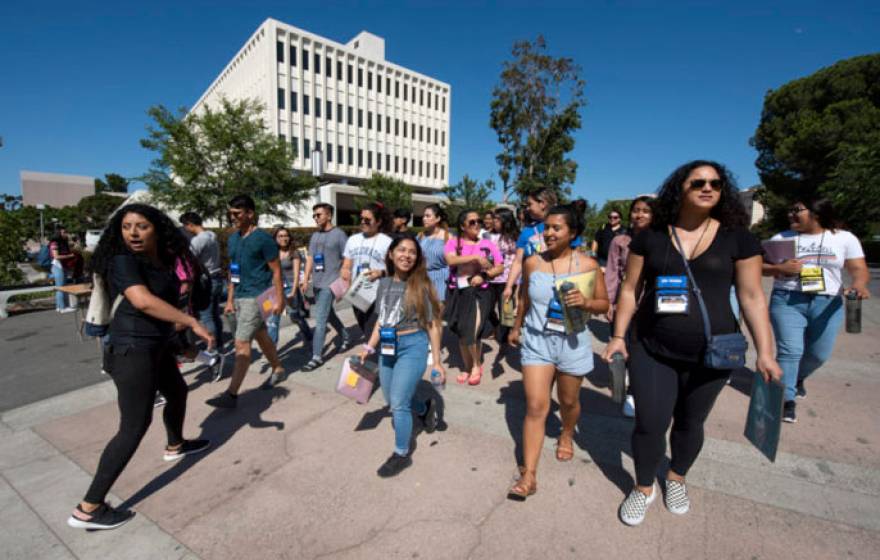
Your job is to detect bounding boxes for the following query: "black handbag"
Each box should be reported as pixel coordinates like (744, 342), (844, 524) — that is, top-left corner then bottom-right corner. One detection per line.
(670, 227), (748, 370)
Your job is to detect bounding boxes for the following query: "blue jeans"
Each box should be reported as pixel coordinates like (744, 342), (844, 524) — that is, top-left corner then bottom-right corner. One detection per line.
(311, 287), (346, 360)
(266, 304), (313, 346)
(769, 290), (844, 402)
(198, 277), (226, 350)
(379, 330), (429, 456)
(52, 263), (68, 310)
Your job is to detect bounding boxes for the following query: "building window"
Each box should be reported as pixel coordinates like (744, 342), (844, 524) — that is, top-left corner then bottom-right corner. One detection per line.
(326, 100), (332, 120)
(395, 156), (399, 172)
(304, 139), (311, 158)
(377, 114), (382, 132)
(442, 97), (446, 112)
(337, 60), (343, 79)
(377, 75), (382, 93)
(326, 56), (332, 77)
(276, 41), (284, 63)
(386, 116), (391, 132)
(348, 64), (353, 84)
(427, 92), (432, 109)
(419, 125), (423, 142)
(337, 103), (343, 123)
(314, 53), (321, 74)
(395, 119), (399, 136)
(403, 121), (407, 138)
(442, 131), (446, 146)
(403, 158), (407, 174)
(434, 163), (438, 179)
(358, 149), (363, 168)
(327, 143), (333, 162)
(348, 147), (354, 165)
(316, 140), (322, 154)
(441, 164), (445, 180)
(292, 136), (299, 157)
(358, 68), (363, 87)
(303, 49), (309, 71)
(404, 83), (408, 101)
(315, 97), (321, 118)
(278, 133), (285, 142)
(368, 151), (372, 169)
(426, 126), (430, 144)
(358, 109), (363, 128)
(434, 129), (438, 144)
(338, 145), (344, 164)
(367, 111), (372, 130)
(290, 45), (297, 67)
(377, 152), (382, 170)
(420, 89), (424, 106)
(419, 161), (423, 177)
(395, 80), (399, 98)
(303, 95), (310, 116)
(368, 72), (372, 90)
(291, 92), (297, 112)
(348, 107), (353, 125)
(411, 158), (415, 174)
(277, 88), (285, 110)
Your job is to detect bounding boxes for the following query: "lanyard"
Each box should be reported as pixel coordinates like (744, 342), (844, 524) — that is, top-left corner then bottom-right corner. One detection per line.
(549, 250), (576, 284)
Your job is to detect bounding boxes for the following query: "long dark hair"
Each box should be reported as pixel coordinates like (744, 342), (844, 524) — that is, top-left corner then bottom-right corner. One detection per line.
(383, 236), (440, 329)
(798, 197), (840, 231)
(90, 204), (192, 281)
(362, 202), (392, 234)
(273, 227), (295, 251)
(545, 203), (586, 240)
(652, 160), (749, 230)
(494, 207), (520, 245)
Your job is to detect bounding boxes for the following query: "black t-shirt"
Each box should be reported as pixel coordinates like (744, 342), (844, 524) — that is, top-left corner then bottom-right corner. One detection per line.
(630, 227), (761, 362)
(594, 225), (627, 261)
(108, 252), (180, 348)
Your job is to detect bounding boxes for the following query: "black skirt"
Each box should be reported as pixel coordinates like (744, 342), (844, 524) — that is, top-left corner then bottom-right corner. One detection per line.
(443, 286), (493, 345)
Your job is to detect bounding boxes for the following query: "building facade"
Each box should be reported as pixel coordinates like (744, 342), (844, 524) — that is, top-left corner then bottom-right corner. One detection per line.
(191, 18), (451, 226)
(20, 171), (95, 208)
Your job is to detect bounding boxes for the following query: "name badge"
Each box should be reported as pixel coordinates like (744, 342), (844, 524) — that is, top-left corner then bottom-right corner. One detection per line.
(545, 291), (567, 333)
(799, 265), (825, 292)
(655, 275), (688, 314)
(380, 327), (397, 356)
(229, 263), (241, 284)
(314, 253), (325, 272)
(456, 275), (471, 289)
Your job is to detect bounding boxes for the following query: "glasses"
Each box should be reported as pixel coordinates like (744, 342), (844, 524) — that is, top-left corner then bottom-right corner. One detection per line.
(465, 219), (479, 226)
(609, 215), (620, 220)
(360, 217), (374, 225)
(787, 206), (808, 215)
(688, 179), (723, 191)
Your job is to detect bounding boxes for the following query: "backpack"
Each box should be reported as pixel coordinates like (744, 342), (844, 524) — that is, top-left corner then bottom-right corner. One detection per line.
(84, 274), (124, 338)
(37, 245), (52, 268)
(177, 256), (211, 313)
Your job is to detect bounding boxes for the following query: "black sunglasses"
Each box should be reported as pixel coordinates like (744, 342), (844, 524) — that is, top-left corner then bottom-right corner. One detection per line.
(465, 219), (479, 226)
(688, 179), (723, 191)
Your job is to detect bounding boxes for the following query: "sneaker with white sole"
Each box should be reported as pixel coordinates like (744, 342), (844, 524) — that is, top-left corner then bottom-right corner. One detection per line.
(783, 400), (797, 423)
(67, 502), (135, 530)
(164, 439), (210, 462)
(619, 483), (657, 526)
(622, 395), (635, 418)
(664, 479), (690, 515)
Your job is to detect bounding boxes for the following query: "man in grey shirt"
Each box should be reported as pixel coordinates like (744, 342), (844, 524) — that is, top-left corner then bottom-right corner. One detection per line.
(181, 212), (226, 363)
(302, 203), (350, 370)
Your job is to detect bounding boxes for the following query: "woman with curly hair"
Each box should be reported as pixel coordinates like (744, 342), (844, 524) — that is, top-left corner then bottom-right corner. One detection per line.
(67, 204), (213, 531)
(603, 161), (781, 526)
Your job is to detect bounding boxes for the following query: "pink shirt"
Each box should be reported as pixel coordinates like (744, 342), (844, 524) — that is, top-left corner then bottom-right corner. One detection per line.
(444, 237), (503, 289)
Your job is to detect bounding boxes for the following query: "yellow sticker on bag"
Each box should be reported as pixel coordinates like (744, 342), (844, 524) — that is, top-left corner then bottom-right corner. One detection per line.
(262, 300), (272, 312)
(346, 372), (360, 387)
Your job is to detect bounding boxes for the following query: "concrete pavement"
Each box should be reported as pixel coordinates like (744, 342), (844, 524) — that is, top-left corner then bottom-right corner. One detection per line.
(0, 280), (878, 559)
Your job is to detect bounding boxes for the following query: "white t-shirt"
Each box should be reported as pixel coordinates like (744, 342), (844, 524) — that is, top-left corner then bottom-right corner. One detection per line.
(343, 233), (392, 276)
(771, 229), (865, 295)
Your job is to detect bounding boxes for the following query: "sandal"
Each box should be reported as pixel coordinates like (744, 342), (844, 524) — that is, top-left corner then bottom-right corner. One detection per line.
(555, 436), (574, 462)
(507, 472), (537, 501)
(467, 366), (483, 386)
(456, 372), (469, 384)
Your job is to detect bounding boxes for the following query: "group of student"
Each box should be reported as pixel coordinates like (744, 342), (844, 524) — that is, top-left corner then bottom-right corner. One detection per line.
(66, 159), (870, 531)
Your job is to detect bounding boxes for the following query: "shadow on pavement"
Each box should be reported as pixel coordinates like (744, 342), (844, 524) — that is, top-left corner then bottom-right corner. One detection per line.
(118, 386), (290, 510)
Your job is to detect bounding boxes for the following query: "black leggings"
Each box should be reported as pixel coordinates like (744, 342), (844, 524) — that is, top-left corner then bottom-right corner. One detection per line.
(353, 303), (376, 339)
(628, 343), (729, 487)
(84, 345), (187, 504)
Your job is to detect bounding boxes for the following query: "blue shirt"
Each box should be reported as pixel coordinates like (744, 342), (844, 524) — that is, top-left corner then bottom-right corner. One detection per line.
(227, 229), (279, 298)
(516, 222), (580, 257)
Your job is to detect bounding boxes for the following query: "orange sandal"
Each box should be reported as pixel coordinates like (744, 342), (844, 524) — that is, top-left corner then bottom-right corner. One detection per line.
(467, 366), (483, 386)
(555, 437), (574, 462)
(507, 472), (537, 501)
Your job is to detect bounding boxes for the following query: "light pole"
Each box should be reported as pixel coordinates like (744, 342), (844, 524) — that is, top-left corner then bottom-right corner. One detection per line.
(36, 204), (45, 243)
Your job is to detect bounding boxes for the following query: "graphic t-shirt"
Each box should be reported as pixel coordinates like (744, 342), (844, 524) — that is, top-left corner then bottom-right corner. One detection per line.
(443, 237), (503, 289)
(770, 229), (865, 296)
(343, 233), (393, 277)
(189, 230), (222, 277)
(227, 229), (279, 298)
(375, 277), (433, 331)
(489, 233), (517, 284)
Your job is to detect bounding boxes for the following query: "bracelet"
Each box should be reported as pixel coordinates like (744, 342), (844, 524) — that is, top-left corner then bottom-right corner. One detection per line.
(362, 344), (375, 354)
(611, 335), (626, 340)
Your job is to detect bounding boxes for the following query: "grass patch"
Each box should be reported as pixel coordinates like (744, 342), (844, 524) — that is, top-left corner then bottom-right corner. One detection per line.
(8, 290), (55, 303)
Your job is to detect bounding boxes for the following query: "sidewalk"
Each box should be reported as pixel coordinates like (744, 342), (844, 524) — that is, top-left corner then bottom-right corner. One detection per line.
(1, 291), (878, 559)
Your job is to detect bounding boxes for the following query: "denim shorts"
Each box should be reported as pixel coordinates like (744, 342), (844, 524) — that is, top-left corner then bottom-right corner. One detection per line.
(520, 325), (594, 375)
(234, 298), (265, 341)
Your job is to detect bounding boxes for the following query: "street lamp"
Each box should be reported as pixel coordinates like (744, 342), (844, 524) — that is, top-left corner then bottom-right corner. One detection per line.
(36, 204), (45, 242)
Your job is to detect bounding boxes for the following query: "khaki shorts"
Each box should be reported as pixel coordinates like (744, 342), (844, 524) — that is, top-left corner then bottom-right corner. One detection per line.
(234, 298), (265, 342)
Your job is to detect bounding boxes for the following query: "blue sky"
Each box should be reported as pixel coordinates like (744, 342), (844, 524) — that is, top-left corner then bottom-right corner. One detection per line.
(1, 1), (878, 208)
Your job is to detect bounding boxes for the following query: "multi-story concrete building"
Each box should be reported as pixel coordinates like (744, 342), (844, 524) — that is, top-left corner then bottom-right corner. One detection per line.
(20, 171), (95, 208)
(191, 18), (451, 226)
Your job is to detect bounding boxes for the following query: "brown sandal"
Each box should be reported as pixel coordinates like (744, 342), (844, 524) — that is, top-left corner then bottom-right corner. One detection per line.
(507, 471), (537, 501)
(555, 437), (574, 462)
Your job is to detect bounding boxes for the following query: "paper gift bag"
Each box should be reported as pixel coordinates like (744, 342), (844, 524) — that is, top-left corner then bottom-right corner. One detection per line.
(335, 357), (378, 404)
(343, 271), (379, 312)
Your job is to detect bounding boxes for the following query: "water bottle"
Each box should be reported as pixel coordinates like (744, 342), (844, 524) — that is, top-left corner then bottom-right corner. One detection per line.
(560, 281), (586, 333)
(845, 291), (862, 334)
(609, 352), (626, 404)
(430, 369), (444, 391)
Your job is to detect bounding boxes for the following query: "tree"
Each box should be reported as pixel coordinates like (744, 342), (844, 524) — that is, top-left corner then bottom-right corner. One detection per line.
(490, 35), (586, 203)
(586, 199), (630, 241)
(75, 194), (123, 229)
(359, 173), (413, 212)
(94, 173), (129, 194)
(0, 212), (24, 285)
(442, 175), (496, 225)
(751, 53), (880, 237)
(2, 194), (22, 211)
(140, 98), (317, 225)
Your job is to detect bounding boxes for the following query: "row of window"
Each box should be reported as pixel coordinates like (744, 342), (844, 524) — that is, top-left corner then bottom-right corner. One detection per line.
(276, 41), (447, 112)
(277, 134), (446, 180)
(277, 89), (447, 147)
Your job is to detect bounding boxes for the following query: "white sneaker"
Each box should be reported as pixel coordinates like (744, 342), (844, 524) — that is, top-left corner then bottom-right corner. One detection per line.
(619, 483), (657, 526)
(59, 307), (77, 314)
(622, 395), (635, 418)
(665, 479), (690, 515)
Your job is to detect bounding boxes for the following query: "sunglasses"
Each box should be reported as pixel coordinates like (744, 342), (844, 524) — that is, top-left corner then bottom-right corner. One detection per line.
(465, 219), (479, 226)
(360, 217), (374, 225)
(609, 215), (620, 220)
(688, 179), (723, 191)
